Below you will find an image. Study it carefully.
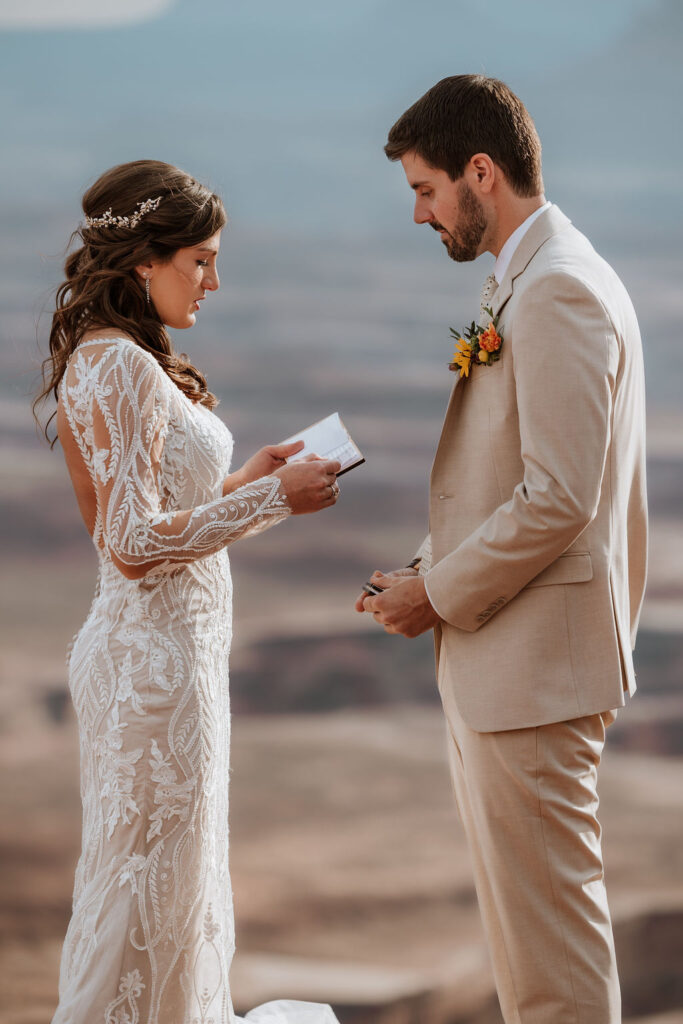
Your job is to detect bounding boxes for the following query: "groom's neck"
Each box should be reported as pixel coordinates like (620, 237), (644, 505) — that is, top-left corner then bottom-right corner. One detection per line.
(487, 192), (547, 258)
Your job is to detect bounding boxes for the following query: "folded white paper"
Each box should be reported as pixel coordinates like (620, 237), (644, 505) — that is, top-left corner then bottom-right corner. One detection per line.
(283, 412), (364, 476)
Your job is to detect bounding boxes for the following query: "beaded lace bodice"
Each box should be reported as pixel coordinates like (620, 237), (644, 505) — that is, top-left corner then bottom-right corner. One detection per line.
(52, 338), (337, 1024)
(60, 338), (290, 576)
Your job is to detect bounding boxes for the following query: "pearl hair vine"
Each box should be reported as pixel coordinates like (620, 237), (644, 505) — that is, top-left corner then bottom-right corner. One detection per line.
(84, 195), (164, 230)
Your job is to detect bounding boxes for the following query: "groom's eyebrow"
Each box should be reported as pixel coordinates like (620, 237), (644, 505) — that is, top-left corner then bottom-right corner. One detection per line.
(410, 180), (430, 190)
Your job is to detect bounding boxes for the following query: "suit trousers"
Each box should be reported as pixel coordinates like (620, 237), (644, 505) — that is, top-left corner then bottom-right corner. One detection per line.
(438, 651), (621, 1023)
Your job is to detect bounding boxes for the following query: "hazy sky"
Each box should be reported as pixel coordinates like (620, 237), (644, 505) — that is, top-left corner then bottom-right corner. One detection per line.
(1, 0), (680, 407)
(0, 0), (658, 43)
(0, 0), (175, 28)
(0, 0), (676, 235)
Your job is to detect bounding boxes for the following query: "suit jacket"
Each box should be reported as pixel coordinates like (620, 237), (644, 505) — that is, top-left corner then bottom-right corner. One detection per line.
(422, 204), (648, 732)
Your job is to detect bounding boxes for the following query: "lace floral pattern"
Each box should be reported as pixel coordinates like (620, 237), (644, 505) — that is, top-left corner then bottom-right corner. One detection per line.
(52, 339), (335, 1023)
(60, 341), (289, 574)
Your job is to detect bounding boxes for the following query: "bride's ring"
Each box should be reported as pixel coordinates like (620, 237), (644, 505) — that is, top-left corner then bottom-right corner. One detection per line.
(331, 482), (340, 498)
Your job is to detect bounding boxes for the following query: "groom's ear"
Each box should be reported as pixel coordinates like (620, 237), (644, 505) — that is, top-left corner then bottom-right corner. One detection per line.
(468, 153), (495, 195)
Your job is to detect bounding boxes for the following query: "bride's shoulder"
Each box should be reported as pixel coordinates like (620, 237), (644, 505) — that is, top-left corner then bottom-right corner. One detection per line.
(71, 332), (161, 373)
(61, 333), (166, 401)
(77, 330), (145, 358)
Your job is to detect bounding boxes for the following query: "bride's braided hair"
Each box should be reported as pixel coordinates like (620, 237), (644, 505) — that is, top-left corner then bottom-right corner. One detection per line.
(35, 159), (227, 444)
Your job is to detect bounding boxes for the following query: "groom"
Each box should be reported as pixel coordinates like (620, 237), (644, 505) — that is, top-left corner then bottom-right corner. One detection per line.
(357, 75), (647, 1022)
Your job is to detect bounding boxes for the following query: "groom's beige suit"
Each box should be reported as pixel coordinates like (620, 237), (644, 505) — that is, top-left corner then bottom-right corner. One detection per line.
(419, 204), (647, 1022)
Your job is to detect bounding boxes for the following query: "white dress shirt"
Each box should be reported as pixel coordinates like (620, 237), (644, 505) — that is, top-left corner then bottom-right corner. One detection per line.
(494, 201), (551, 283)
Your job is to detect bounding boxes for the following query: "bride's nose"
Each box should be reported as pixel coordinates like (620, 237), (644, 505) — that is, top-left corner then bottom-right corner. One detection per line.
(204, 267), (220, 292)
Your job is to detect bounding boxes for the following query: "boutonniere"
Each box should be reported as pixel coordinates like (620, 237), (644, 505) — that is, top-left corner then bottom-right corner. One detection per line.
(448, 307), (504, 378)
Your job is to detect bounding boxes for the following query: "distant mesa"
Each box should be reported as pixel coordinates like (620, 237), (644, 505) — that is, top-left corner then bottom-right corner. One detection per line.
(42, 686), (70, 725)
(616, 905), (683, 1019)
(231, 905), (683, 1023)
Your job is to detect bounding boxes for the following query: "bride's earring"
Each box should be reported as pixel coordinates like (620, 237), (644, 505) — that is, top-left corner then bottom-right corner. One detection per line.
(145, 275), (151, 305)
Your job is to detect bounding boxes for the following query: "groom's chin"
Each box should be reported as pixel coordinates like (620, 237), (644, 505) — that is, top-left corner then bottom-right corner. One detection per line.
(446, 245), (475, 264)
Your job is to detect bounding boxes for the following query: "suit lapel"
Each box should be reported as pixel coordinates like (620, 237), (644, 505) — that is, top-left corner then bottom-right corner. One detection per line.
(491, 204), (571, 320)
(431, 205), (571, 488)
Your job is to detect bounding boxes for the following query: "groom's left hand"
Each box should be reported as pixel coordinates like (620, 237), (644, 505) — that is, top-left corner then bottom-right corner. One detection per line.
(362, 572), (441, 638)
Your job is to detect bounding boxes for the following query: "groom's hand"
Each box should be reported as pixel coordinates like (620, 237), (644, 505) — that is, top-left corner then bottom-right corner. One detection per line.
(353, 566), (417, 613)
(359, 572), (441, 638)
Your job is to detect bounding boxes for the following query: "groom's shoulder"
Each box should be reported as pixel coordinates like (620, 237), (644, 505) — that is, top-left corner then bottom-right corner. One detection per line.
(518, 220), (636, 327)
(529, 220), (608, 285)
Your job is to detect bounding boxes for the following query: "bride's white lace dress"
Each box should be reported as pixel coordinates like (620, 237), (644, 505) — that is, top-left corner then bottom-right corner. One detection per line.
(53, 338), (337, 1024)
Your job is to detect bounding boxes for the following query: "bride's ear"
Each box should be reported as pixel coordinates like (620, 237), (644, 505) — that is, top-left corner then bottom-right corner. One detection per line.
(134, 261), (154, 284)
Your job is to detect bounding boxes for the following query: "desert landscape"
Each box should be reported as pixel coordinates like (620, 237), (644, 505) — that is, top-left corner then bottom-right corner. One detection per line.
(2, 698), (683, 1023)
(1, 240), (682, 1019)
(2, 2), (683, 1019)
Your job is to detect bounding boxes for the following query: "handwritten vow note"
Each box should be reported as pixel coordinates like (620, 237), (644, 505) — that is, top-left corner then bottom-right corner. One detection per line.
(283, 412), (364, 476)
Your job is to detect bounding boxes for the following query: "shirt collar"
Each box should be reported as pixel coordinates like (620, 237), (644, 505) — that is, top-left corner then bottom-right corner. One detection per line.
(494, 201), (551, 284)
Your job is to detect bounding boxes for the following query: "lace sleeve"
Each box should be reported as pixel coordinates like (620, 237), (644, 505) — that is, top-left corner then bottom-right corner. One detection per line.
(61, 342), (290, 577)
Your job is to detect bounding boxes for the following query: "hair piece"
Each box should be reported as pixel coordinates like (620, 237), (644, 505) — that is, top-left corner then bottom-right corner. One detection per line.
(84, 195), (164, 230)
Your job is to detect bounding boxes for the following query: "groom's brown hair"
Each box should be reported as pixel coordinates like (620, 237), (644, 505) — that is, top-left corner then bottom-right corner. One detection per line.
(385, 74), (543, 197)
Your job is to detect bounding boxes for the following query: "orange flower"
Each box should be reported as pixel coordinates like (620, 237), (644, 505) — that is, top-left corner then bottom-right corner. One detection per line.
(449, 315), (503, 377)
(479, 323), (502, 353)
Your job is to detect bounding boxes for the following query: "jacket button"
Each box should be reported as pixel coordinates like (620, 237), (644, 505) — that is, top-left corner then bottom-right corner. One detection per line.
(438, 494), (447, 500)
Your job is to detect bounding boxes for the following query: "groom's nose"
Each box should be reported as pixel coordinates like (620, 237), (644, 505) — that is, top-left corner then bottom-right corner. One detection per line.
(413, 197), (433, 225)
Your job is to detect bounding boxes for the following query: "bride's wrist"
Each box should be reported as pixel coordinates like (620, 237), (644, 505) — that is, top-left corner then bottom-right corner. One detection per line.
(222, 468), (246, 496)
(271, 473), (292, 513)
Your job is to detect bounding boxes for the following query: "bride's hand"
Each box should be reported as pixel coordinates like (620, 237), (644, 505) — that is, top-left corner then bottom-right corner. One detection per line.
(223, 441), (305, 494)
(273, 455), (342, 514)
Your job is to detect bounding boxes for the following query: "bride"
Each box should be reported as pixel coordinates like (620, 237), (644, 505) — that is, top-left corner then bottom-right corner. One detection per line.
(35, 160), (341, 1024)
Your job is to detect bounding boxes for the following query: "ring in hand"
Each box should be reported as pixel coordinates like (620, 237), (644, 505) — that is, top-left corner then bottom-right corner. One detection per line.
(331, 482), (340, 498)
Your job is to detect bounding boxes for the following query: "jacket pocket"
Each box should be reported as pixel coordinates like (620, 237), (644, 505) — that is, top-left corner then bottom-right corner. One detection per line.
(469, 354), (505, 384)
(525, 551), (593, 589)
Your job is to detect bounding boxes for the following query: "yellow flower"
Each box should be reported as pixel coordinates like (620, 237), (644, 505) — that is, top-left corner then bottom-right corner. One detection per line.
(451, 338), (472, 378)
(449, 317), (503, 378)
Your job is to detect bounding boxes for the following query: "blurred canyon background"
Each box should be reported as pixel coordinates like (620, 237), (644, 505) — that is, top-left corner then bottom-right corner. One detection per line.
(0, 0), (682, 1021)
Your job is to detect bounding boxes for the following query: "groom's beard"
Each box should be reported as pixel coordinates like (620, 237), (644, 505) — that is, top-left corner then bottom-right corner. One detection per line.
(432, 181), (487, 262)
